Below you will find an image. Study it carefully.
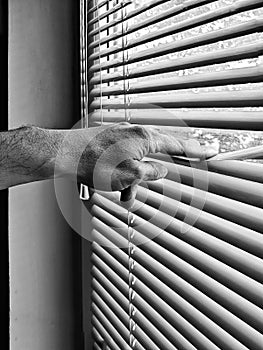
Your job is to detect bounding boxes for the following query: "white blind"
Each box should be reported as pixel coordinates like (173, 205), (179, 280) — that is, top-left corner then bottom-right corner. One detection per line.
(83, 1), (263, 349)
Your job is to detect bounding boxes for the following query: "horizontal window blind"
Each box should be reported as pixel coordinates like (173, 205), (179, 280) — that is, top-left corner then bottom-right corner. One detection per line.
(83, 1), (263, 349)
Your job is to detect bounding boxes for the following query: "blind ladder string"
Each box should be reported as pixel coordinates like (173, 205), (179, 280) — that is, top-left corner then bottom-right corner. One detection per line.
(84, 0), (89, 128)
(121, 0), (129, 122)
(79, 0), (89, 201)
(80, 0), (85, 129)
(96, 0), (104, 126)
(121, 1), (137, 349)
(95, 3), (109, 347)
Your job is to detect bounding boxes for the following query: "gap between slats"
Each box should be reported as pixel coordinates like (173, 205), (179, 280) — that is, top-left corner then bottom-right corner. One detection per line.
(90, 196), (263, 308)
(89, 19), (263, 71)
(91, 239), (263, 350)
(89, 0), (263, 60)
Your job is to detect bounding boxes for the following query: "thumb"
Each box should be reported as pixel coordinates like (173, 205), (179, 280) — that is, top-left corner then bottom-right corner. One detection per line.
(120, 161), (168, 209)
(184, 140), (220, 160)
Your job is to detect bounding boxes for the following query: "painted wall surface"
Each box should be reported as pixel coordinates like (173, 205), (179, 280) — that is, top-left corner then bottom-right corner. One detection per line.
(8, 1), (79, 349)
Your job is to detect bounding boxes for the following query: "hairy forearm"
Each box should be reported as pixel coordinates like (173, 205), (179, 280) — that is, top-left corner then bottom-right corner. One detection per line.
(0, 123), (219, 204)
(0, 126), (64, 189)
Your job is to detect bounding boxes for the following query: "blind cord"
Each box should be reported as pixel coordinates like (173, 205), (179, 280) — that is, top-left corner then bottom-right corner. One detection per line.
(80, 0), (85, 128)
(121, 2), (127, 121)
(97, 0), (104, 126)
(84, 0), (89, 128)
(121, 2), (137, 349)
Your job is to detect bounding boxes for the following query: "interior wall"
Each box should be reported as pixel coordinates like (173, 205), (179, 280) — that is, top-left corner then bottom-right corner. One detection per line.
(8, 1), (81, 349)
(0, 0), (9, 346)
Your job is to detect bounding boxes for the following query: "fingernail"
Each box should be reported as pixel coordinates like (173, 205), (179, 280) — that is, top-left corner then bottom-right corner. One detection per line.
(205, 142), (220, 158)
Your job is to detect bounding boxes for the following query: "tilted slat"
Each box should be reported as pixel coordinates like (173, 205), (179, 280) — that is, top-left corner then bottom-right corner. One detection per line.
(136, 186), (263, 259)
(91, 246), (129, 286)
(90, 89), (263, 109)
(90, 65), (263, 97)
(92, 303), (132, 350)
(91, 203), (263, 320)
(132, 263), (260, 350)
(92, 285), (129, 328)
(133, 292), (205, 350)
(92, 293), (130, 342)
(88, 1), (263, 349)
(89, 0), (263, 60)
(92, 234), (128, 266)
(88, 0), (109, 15)
(92, 236), (262, 332)
(141, 152), (263, 183)
(132, 327), (160, 350)
(91, 218), (129, 250)
(92, 227), (263, 344)
(93, 326), (114, 350)
(132, 194), (263, 281)
(93, 341), (102, 350)
(92, 248), (218, 350)
(147, 178), (263, 233)
(92, 278), (167, 350)
(92, 315), (122, 350)
(88, 0), (169, 23)
(92, 250), (220, 350)
(92, 253), (181, 350)
(131, 306), (180, 350)
(89, 18), (263, 72)
(93, 326), (105, 345)
(92, 184), (263, 280)
(92, 264), (129, 313)
(89, 110), (263, 130)
(91, 195), (263, 308)
(92, 241), (263, 350)
(91, 265), (161, 350)
(145, 155), (263, 207)
(89, 0), (218, 47)
(132, 340), (146, 350)
(89, 42), (263, 83)
(209, 145), (263, 161)
(186, 158), (263, 182)
(132, 250), (263, 350)
(88, 0), (131, 26)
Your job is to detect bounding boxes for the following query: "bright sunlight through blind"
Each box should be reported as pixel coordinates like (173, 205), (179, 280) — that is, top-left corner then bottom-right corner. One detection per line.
(81, 1), (263, 349)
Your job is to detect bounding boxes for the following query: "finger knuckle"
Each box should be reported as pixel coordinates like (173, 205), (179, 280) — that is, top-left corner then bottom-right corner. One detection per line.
(130, 125), (149, 139)
(128, 160), (142, 179)
(151, 163), (160, 179)
(116, 160), (142, 181)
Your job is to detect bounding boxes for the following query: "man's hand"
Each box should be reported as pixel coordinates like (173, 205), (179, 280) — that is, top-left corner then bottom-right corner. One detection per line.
(60, 123), (218, 206)
(0, 123), (218, 207)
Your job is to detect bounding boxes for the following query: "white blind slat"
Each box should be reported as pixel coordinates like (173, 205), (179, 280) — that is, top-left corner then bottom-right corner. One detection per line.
(84, 1), (263, 349)
(91, 196), (263, 308)
(92, 242), (263, 350)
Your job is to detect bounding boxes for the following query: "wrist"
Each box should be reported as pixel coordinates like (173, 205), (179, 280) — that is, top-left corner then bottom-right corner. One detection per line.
(28, 126), (67, 181)
(11, 126), (66, 183)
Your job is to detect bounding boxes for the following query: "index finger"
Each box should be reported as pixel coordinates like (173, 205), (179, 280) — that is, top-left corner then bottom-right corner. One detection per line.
(147, 127), (219, 159)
